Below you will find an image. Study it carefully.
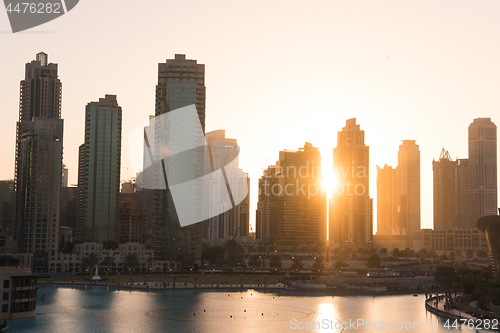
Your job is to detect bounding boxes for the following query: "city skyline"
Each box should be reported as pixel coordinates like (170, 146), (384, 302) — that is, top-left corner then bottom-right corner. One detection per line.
(2, 53), (499, 236)
(2, 1), (500, 234)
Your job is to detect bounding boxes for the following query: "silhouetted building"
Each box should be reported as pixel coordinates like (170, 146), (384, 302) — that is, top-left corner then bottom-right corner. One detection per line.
(273, 142), (326, 246)
(0, 248), (37, 319)
(376, 165), (398, 235)
(468, 118), (497, 226)
(60, 186), (78, 238)
(62, 166), (68, 187)
(330, 119), (373, 247)
(256, 166), (278, 242)
(477, 214), (500, 272)
(78, 95), (122, 243)
(153, 54), (205, 266)
(118, 182), (146, 244)
(118, 201), (146, 244)
(397, 140), (420, 235)
(14, 53), (63, 273)
(433, 149), (457, 230)
(0, 181), (14, 234)
(456, 159), (470, 229)
(422, 228), (488, 254)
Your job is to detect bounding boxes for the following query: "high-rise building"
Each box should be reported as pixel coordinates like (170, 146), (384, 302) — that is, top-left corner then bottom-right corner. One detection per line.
(60, 186), (78, 238)
(397, 140), (420, 235)
(0, 181), (15, 233)
(456, 159), (470, 229)
(256, 166), (278, 242)
(468, 118), (497, 226)
(152, 54), (205, 266)
(14, 53), (63, 273)
(78, 95), (122, 244)
(433, 149), (457, 230)
(330, 119), (373, 246)
(118, 183), (146, 244)
(274, 142), (326, 246)
(203, 130), (250, 241)
(376, 165), (398, 235)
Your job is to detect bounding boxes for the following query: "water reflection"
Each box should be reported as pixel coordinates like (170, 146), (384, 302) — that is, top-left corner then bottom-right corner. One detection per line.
(8, 286), (498, 333)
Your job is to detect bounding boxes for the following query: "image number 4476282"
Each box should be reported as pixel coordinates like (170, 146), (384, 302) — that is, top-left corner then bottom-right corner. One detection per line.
(3, 0), (79, 33)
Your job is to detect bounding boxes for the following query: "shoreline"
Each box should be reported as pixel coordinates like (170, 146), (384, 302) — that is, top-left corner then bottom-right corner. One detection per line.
(37, 281), (444, 296)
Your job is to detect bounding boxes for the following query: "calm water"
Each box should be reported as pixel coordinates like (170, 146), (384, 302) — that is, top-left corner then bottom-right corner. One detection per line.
(8, 284), (499, 332)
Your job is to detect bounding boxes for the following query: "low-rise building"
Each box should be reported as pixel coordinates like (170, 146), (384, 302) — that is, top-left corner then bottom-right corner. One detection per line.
(422, 228), (488, 255)
(0, 248), (37, 319)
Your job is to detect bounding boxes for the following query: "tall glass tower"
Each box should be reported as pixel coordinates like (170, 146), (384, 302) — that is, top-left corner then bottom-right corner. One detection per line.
(78, 95), (122, 243)
(14, 53), (63, 273)
(468, 118), (497, 226)
(153, 54), (205, 266)
(330, 118), (373, 246)
(397, 140), (421, 235)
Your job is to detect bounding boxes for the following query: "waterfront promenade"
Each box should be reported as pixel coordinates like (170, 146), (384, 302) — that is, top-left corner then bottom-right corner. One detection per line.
(425, 295), (475, 320)
(38, 280), (288, 291)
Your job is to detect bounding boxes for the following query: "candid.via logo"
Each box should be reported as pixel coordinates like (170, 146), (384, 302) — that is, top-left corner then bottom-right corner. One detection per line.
(128, 104), (248, 228)
(3, 0), (79, 33)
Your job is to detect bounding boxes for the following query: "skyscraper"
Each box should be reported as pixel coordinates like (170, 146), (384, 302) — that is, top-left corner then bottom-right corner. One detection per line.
(376, 164), (398, 235)
(275, 142), (326, 247)
(256, 166), (278, 243)
(78, 95), (122, 243)
(397, 140), (420, 235)
(153, 54), (205, 266)
(432, 149), (457, 230)
(14, 53), (63, 273)
(468, 118), (497, 226)
(203, 130), (250, 241)
(456, 159), (470, 229)
(330, 118), (373, 246)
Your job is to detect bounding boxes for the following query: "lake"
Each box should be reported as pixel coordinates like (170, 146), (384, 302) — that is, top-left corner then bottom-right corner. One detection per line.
(8, 284), (499, 332)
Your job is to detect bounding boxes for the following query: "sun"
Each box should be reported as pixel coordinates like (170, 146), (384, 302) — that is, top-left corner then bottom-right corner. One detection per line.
(321, 173), (338, 198)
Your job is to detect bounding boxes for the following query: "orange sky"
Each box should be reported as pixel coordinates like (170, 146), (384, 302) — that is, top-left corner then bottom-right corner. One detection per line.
(1, 0), (500, 233)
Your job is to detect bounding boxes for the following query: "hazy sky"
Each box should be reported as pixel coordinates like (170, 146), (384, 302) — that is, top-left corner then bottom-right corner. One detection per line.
(1, 0), (499, 233)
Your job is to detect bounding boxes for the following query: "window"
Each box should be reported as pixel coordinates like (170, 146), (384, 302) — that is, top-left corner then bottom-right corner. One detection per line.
(3, 280), (9, 288)
(2, 292), (8, 301)
(1, 304), (7, 313)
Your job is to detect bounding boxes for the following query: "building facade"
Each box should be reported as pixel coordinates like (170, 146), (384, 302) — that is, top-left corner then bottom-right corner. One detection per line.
(14, 53), (63, 273)
(422, 228), (488, 255)
(152, 54), (206, 267)
(376, 164), (398, 235)
(397, 140), (420, 235)
(275, 142), (326, 246)
(203, 130), (250, 241)
(456, 159), (470, 229)
(78, 95), (122, 244)
(256, 166), (279, 242)
(330, 119), (373, 247)
(432, 149), (458, 230)
(468, 118), (497, 227)
(0, 248), (37, 319)
(0, 181), (14, 234)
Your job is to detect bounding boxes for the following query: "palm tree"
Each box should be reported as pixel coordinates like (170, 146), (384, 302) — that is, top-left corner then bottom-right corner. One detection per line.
(81, 253), (99, 276)
(101, 256), (115, 272)
(291, 257), (303, 271)
(465, 249), (474, 261)
(477, 250), (488, 261)
(124, 253), (139, 272)
(248, 255), (261, 268)
(269, 255), (282, 269)
(146, 255), (154, 272)
(434, 265), (459, 307)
